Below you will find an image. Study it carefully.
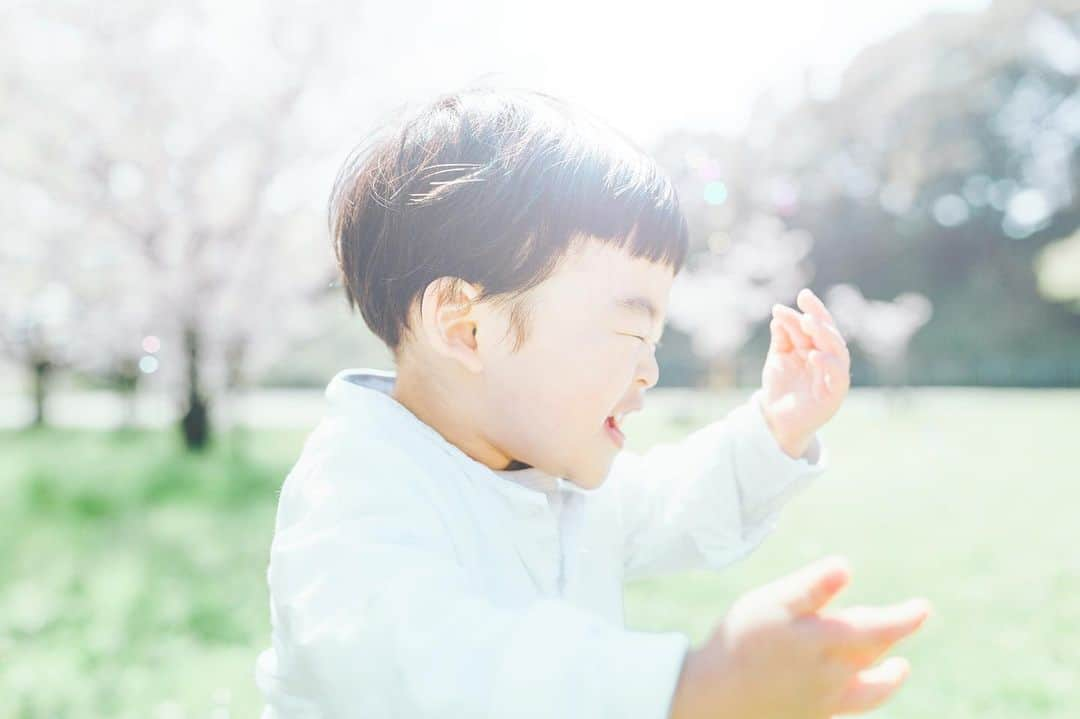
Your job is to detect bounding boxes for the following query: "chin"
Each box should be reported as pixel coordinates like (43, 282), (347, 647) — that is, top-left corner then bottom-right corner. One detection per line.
(566, 457), (616, 491)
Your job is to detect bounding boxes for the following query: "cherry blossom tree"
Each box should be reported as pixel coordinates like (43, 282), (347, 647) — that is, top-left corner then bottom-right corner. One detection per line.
(1, 2), (350, 446)
(667, 213), (814, 388)
(0, 178), (84, 428)
(824, 284), (933, 391)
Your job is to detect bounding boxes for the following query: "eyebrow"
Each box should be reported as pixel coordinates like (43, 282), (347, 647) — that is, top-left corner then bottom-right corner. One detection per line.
(613, 294), (660, 323)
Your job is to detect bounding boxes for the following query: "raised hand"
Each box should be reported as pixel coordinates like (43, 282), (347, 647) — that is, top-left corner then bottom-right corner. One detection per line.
(669, 556), (932, 719)
(761, 288), (852, 458)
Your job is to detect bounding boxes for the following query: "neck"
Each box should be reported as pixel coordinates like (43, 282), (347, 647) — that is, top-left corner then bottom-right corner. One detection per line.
(390, 361), (517, 471)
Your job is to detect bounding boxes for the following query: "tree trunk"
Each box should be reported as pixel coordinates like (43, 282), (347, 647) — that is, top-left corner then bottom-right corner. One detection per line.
(30, 358), (52, 429)
(179, 325), (211, 451)
(114, 360), (140, 430)
(223, 337), (249, 459)
(705, 354), (737, 391)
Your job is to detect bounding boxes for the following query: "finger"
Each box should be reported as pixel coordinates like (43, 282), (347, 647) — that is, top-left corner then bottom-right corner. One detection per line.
(832, 656), (911, 715)
(819, 353), (851, 395)
(797, 288), (841, 332)
(809, 351), (850, 397)
(769, 318), (794, 353)
(809, 351), (828, 401)
(799, 312), (848, 358)
(762, 555), (852, 617)
(818, 599), (932, 664)
(772, 305), (813, 352)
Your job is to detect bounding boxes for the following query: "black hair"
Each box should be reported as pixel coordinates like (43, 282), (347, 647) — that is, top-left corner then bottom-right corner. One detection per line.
(330, 86), (689, 358)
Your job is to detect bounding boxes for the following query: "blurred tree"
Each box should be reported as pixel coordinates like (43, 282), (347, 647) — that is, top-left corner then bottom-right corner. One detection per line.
(1, 2), (350, 446)
(653, 134), (816, 389)
(824, 284), (933, 390)
(0, 179), (83, 428)
(1034, 227), (1080, 313)
(655, 0), (1080, 387)
(756, 0), (1080, 385)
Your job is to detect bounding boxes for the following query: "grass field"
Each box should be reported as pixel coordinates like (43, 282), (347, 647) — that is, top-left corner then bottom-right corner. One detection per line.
(2, 388), (1077, 717)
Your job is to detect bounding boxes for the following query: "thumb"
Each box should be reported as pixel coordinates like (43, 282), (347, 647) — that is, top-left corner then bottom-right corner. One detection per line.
(764, 555), (852, 617)
(832, 656), (911, 715)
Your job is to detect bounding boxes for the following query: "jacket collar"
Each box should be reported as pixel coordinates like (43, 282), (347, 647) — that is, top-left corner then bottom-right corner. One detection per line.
(324, 367), (594, 498)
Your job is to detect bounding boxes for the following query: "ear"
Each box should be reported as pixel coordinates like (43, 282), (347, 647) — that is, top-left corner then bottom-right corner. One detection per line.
(419, 277), (484, 373)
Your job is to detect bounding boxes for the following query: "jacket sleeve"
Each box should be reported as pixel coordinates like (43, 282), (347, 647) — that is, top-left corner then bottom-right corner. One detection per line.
(609, 389), (828, 582)
(259, 439), (691, 719)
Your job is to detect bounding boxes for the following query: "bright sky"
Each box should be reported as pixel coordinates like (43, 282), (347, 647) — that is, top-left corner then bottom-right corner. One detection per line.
(347, 0), (991, 146)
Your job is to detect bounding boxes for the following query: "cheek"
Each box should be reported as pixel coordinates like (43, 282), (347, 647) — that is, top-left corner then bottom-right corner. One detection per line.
(487, 328), (636, 449)
(530, 354), (607, 429)
(554, 338), (639, 428)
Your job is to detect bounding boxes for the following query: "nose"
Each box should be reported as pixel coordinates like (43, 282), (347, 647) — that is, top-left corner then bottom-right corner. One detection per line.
(636, 347), (660, 390)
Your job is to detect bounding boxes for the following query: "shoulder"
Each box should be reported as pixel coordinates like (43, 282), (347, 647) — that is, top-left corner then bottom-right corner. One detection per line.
(277, 415), (437, 526)
(305, 414), (426, 474)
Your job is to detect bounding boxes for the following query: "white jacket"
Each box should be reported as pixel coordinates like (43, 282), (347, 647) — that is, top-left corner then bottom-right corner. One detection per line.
(255, 367), (828, 718)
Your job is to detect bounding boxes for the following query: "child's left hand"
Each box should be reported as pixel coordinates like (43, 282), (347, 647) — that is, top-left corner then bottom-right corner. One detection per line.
(760, 288), (851, 459)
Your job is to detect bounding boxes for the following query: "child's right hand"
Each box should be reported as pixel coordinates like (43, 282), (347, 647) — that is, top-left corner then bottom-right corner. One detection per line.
(669, 556), (932, 719)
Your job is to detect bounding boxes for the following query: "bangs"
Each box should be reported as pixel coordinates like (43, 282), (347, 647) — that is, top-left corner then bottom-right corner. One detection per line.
(331, 86), (690, 354)
(538, 133), (689, 271)
(477, 92), (690, 288)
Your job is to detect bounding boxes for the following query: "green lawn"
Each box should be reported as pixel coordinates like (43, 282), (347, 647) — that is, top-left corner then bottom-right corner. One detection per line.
(2, 388), (1077, 717)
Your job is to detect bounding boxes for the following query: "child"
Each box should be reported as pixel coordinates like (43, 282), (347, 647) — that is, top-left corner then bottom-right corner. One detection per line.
(254, 88), (931, 718)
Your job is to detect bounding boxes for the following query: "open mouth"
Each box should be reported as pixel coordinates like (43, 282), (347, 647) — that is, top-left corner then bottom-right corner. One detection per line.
(604, 414), (626, 448)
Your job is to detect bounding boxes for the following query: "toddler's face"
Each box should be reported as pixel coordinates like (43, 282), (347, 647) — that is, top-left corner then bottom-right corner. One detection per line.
(477, 236), (675, 489)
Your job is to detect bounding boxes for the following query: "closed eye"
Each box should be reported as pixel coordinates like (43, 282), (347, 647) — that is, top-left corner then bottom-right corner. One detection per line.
(623, 333), (663, 350)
